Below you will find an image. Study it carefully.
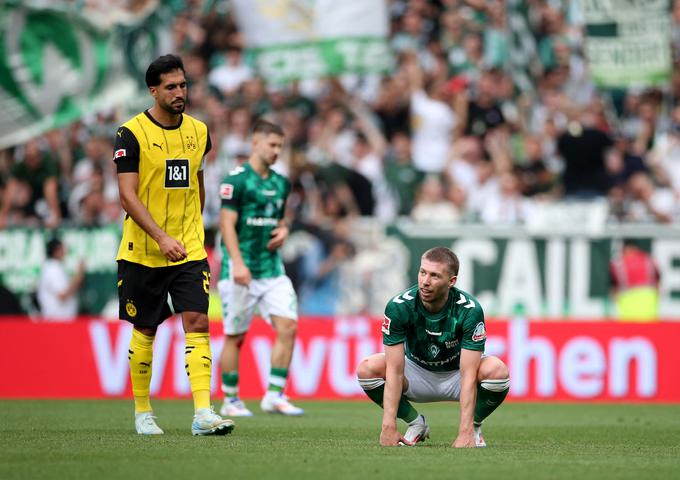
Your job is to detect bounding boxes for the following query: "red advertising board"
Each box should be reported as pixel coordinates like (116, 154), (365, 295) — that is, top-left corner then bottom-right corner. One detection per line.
(1, 317), (678, 402)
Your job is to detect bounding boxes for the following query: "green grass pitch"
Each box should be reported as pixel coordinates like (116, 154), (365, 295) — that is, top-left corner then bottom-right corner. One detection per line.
(1, 400), (678, 480)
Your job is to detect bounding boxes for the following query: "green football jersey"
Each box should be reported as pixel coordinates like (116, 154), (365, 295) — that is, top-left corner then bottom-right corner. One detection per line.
(219, 163), (291, 279)
(382, 285), (486, 372)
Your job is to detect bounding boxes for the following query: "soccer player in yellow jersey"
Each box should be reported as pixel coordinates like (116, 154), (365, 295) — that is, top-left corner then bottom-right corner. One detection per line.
(113, 54), (233, 436)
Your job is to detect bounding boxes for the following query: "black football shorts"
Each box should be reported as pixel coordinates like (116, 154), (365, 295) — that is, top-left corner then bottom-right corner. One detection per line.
(117, 259), (210, 327)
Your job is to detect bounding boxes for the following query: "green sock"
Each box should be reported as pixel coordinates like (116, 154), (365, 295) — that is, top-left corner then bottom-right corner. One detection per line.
(397, 395), (419, 423)
(268, 367), (288, 393)
(361, 380), (385, 407)
(359, 378), (419, 423)
(474, 379), (510, 424)
(221, 371), (239, 397)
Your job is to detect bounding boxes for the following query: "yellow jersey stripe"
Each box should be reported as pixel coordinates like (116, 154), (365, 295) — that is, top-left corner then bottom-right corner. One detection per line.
(161, 128), (169, 154)
(181, 189), (186, 249)
(178, 125), (186, 152)
(135, 116), (150, 149)
(190, 119), (200, 154)
(145, 189), (150, 256)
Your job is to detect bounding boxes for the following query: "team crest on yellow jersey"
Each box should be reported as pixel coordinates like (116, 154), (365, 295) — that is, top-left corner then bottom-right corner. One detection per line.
(126, 300), (137, 318)
(185, 135), (197, 151)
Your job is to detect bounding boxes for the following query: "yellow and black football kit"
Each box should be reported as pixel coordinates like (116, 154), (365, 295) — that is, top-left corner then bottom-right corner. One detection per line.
(114, 110), (210, 267)
(113, 110), (212, 326)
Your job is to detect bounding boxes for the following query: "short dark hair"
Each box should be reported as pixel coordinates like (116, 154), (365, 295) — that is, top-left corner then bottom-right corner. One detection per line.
(422, 247), (459, 276)
(46, 238), (63, 258)
(145, 54), (185, 87)
(252, 118), (284, 137)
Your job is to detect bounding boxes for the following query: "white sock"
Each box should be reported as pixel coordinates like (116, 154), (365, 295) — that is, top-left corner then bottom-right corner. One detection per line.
(408, 414), (424, 426)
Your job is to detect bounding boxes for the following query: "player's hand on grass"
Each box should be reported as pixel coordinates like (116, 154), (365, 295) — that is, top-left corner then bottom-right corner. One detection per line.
(232, 262), (252, 286)
(267, 225), (288, 251)
(380, 424), (404, 446)
(158, 234), (187, 262)
(452, 432), (476, 448)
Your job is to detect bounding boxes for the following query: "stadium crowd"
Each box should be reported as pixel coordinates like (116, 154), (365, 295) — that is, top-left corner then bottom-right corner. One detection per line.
(1, 0), (679, 314)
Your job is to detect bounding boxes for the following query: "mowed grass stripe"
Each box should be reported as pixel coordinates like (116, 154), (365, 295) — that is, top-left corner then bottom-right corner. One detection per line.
(0, 400), (678, 480)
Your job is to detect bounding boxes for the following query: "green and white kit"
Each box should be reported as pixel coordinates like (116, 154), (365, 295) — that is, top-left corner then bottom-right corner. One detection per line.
(219, 163), (297, 334)
(382, 285), (487, 401)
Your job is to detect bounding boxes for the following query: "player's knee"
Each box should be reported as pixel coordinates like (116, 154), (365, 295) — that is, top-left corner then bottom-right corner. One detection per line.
(183, 312), (209, 332)
(356, 358), (372, 379)
(498, 360), (510, 379)
(275, 318), (297, 339)
(287, 321), (298, 338)
(479, 356), (510, 381)
(356, 355), (385, 379)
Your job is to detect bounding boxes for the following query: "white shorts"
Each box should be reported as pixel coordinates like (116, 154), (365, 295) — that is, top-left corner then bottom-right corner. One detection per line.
(404, 357), (462, 403)
(218, 276), (298, 335)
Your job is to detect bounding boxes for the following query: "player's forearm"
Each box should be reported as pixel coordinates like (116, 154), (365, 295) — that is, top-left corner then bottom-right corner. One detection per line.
(382, 344), (405, 428)
(220, 217), (246, 266)
(382, 371), (402, 428)
(120, 191), (167, 243)
(458, 348), (482, 434)
(198, 171), (205, 213)
(457, 372), (476, 435)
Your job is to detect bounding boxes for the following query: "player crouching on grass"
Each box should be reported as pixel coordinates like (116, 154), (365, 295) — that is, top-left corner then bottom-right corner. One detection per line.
(357, 247), (510, 447)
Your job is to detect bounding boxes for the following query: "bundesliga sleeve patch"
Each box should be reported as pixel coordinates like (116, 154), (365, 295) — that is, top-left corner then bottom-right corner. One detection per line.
(381, 316), (392, 335)
(472, 322), (486, 342)
(114, 149), (126, 159)
(220, 183), (234, 199)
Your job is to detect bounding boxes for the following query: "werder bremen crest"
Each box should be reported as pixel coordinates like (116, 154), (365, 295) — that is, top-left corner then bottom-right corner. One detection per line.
(0, 4), (171, 148)
(428, 343), (440, 359)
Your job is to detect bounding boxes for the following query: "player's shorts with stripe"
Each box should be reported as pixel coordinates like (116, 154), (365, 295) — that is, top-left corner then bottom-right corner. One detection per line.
(118, 259), (210, 327)
(218, 275), (297, 335)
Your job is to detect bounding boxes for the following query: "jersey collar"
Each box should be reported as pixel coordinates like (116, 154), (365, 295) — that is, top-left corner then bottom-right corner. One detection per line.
(414, 289), (456, 340)
(415, 288), (454, 322)
(144, 110), (184, 130)
(247, 159), (273, 180)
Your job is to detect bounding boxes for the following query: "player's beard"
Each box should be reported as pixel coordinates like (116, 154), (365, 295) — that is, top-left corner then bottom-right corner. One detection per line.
(162, 99), (185, 115)
(259, 152), (277, 167)
(419, 284), (447, 310)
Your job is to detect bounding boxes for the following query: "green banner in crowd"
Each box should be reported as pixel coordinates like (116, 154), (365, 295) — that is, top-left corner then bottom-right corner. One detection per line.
(4, 224), (680, 318)
(230, 0), (392, 84)
(0, 3), (171, 148)
(0, 227), (119, 315)
(583, 0), (671, 88)
(390, 223), (680, 318)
